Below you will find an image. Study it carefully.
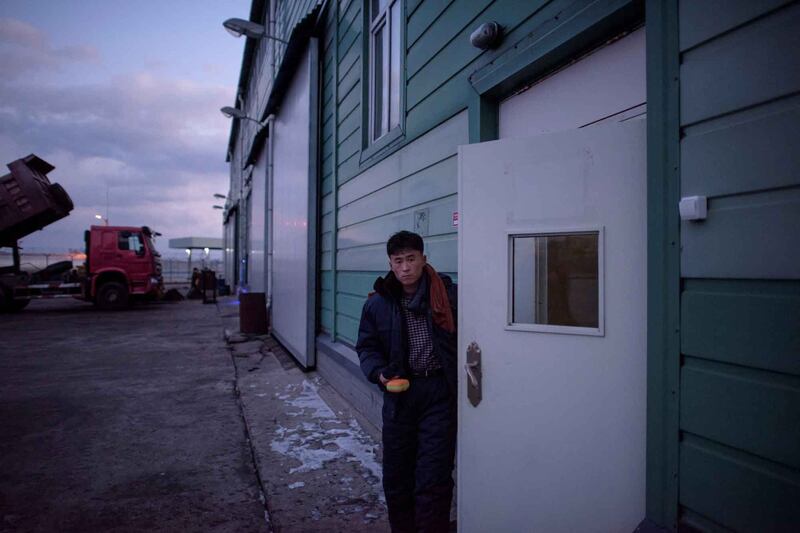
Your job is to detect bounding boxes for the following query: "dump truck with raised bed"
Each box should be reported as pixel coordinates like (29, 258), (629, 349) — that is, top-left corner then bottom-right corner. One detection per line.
(0, 154), (163, 311)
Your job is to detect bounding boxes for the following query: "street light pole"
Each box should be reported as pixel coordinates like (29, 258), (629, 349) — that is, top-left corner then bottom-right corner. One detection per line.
(106, 183), (109, 226)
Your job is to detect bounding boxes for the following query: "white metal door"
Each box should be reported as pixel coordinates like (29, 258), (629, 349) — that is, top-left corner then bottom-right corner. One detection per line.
(457, 119), (647, 532)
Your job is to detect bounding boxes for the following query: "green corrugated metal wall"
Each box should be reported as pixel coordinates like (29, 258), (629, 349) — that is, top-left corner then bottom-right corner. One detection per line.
(319, 2), (337, 335)
(275, 0), (320, 67)
(674, 1), (800, 530)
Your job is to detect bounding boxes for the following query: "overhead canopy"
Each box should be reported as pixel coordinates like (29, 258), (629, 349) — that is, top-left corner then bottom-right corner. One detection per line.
(168, 237), (223, 250)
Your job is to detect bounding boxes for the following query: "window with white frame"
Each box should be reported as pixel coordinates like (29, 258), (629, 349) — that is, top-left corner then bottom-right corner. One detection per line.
(368, 0), (402, 142)
(509, 230), (604, 335)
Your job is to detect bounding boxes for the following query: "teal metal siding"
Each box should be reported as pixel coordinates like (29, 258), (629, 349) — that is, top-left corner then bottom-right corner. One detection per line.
(676, 1), (800, 530)
(323, 0), (586, 345)
(645, 1), (681, 525)
(320, 3), (338, 336)
(333, 110), (465, 344)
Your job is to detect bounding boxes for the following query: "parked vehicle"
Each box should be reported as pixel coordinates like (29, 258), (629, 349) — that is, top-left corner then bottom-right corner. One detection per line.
(0, 154), (163, 311)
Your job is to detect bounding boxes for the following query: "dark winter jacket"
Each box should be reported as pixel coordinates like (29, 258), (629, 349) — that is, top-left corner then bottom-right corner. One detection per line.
(355, 268), (458, 397)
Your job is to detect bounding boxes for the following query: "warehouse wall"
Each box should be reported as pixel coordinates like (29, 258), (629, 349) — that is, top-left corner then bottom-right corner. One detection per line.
(227, 0), (322, 292)
(673, 0), (800, 530)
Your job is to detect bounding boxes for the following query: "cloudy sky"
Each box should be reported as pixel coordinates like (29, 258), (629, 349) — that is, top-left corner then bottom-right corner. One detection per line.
(1, 1), (249, 257)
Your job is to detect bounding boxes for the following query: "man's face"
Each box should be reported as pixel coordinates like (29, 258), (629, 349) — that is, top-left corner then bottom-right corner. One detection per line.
(389, 249), (426, 291)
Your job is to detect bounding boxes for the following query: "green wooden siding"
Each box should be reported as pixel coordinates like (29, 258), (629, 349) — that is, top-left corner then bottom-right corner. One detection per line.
(331, 109), (466, 342)
(319, 2), (338, 335)
(675, 0), (800, 530)
(681, 280), (800, 375)
(679, 433), (799, 532)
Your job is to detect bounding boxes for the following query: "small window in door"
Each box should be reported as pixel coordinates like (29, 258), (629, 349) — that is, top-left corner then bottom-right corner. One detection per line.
(509, 229), (604, 336)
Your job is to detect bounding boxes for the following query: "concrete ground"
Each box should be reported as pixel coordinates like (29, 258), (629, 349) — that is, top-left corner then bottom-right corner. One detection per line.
(0, 295), (389, 532)
(218, 299), (389, 532)
(0, 298), (267, 532)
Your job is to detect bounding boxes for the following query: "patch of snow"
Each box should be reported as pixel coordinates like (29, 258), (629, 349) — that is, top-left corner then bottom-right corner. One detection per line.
(288, 482), (305, 490)
(269, 379), (383, 489)
(285, 381), (336, 419)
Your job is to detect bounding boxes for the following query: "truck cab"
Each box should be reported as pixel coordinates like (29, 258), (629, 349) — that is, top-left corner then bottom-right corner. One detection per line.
(86, 225), (163, 309)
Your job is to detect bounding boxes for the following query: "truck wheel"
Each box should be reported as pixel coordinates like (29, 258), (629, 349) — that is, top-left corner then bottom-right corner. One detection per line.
(9, 299), (30, 312)
(0, 286), (10, 313)
(96, 282), (129, 310)
(0, 285), (26, 312)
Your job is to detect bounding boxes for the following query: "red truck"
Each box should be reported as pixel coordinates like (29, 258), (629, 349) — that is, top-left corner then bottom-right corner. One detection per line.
(0, 154), (163, 312)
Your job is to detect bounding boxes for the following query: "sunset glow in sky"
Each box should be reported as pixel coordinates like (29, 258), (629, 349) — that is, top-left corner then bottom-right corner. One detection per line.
(0, 1), (250, 256)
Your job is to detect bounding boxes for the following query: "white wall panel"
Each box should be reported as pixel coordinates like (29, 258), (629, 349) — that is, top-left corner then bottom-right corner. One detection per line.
(500, 28), (645, 137)
(271, 43), (316, 367)
(248, 145), (268, 293)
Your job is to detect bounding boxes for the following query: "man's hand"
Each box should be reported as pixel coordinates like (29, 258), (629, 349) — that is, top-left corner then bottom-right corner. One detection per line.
(379, 373), (400, 386)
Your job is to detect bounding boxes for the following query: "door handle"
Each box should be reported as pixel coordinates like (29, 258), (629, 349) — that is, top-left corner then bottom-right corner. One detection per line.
(465, 362), (479, 387)
(465, 341), (482, 407)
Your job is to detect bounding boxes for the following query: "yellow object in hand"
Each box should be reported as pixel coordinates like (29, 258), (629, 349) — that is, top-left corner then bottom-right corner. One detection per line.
(385, 378), (410, 393)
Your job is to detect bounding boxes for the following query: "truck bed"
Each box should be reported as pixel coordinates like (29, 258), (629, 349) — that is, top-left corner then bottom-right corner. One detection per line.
(0, 154), (73, 246)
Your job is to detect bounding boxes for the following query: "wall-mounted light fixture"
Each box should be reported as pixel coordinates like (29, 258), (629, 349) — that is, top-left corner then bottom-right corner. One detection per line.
(470, 21), (503, 50)
(223, 18), (289, 44)
(220, 106), (266, 127)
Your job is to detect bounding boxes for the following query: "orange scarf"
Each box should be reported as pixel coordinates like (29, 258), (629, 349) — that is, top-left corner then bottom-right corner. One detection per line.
(425, 264), (455, 333)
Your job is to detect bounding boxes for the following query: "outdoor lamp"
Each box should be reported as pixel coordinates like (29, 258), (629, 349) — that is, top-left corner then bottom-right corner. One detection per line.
(223, 18), (289, 44)
(220, 106), (265, 127)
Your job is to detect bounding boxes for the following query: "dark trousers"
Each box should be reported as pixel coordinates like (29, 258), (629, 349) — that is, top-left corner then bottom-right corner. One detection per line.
(382, 375), (456, 533)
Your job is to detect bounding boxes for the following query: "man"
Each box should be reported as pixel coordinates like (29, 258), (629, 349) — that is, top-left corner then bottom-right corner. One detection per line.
(356, 230), (457, 533)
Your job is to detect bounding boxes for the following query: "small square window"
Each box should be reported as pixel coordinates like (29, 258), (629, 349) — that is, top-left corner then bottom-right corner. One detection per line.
(118, 231), (144, 255)
(509, 229), (604, 335)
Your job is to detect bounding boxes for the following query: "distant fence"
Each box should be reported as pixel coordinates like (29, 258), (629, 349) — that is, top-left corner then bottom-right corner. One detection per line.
(160, 258), (223, 284)
(0, 251), (79, 272)
(0, 251), (222, 285)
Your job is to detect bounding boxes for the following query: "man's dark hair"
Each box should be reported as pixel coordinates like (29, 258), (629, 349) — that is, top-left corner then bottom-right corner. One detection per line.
(386, 230), (424, 256)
